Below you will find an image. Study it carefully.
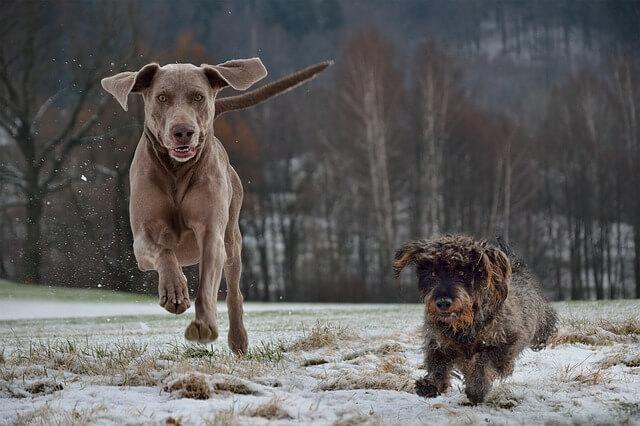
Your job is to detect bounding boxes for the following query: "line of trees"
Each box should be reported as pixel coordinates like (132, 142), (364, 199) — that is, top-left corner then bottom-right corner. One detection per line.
(1, 1), (639, 301)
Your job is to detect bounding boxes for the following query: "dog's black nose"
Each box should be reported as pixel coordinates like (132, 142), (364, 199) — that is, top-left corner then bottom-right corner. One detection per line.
(171, 124), (195, 144)
(435, 297), (453, 310)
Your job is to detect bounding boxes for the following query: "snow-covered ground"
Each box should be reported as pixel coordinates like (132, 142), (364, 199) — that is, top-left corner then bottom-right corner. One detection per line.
(0, 296), (639, 425)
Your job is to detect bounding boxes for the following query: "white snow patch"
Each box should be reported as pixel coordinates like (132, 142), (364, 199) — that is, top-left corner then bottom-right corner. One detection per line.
(0, 300), (638, 425)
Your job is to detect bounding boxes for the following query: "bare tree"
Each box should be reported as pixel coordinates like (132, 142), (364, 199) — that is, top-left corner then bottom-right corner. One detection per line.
(336, 28), (401, 275)
(411, 40), (458, 238)
(611, 53), (640, 298)
(0, 1), (137, 283)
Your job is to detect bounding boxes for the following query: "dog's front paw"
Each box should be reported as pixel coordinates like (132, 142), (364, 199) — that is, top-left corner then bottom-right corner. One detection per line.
(158, 270), (190, 314)
(415, 377), (440, 398)
(465, 388), (486, 405)
(185, 319), (219, 344)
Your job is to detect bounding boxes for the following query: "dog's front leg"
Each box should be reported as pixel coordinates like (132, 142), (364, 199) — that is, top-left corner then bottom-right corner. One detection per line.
(416, 342), (455, 398)
(184, 224), (225, 344)
(464, 351), (501, 405)
(133, 227), (190, 314)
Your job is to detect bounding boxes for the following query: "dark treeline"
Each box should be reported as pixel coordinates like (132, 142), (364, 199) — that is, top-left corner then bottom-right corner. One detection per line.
(1, 0), (639, 301)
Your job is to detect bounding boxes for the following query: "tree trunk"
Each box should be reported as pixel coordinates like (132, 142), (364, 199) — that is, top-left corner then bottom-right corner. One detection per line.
(362, 71), (395, 277)
(23, 189), (43, 284)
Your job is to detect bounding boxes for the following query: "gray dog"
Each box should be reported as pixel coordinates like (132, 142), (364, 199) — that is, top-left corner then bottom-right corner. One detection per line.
(394, 234), (557, 404)
(102, 59), (330, 353)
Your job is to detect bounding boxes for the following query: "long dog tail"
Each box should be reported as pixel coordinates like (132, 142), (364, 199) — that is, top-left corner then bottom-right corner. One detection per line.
(214, 60), (333, 119)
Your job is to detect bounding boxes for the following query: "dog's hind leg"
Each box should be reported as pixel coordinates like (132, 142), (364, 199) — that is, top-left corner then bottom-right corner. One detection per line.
(531, 305), (558, 351)
(223, 230), (247, 355)
(223, 170), (248, 355)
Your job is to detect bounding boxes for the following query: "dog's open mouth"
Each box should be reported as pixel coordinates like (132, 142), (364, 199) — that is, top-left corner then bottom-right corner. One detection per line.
(171, 145), (196, 158)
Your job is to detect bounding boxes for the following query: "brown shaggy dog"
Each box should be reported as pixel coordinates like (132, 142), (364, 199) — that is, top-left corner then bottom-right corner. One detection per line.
(394, 234), (557, 404)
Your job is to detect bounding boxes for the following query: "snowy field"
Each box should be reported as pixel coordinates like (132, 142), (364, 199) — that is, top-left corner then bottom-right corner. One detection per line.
(0, 282), (639, 425)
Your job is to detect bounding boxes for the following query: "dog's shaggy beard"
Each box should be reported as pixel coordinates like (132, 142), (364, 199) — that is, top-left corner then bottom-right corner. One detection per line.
(424, 291), (475, 333)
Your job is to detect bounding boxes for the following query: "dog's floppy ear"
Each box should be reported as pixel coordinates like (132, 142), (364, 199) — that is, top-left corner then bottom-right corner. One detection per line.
(101, 63), (160, 111)
(482, 247), (511, 306)
(393, 240), (428, 280)
(201, 58), (267, 91)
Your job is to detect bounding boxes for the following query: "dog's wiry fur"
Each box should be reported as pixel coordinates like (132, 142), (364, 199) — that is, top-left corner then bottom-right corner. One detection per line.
(394, 234), (557, 404)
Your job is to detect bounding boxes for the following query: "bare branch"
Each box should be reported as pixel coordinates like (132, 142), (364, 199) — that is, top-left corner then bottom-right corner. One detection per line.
(31, 87), (68, 128)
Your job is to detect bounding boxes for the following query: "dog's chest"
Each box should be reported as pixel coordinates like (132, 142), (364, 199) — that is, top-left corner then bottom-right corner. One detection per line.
(437, 326), (496, 359)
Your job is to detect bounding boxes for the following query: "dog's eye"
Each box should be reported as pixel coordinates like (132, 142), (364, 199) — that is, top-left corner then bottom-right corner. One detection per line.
(194, 94), (204, 102)
(157, 95), (168, 102)
(429, 271), (437, 277)
(457, 270), (466, 277)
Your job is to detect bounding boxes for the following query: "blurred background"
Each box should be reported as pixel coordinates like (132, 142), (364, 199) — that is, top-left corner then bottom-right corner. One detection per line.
(0, 0), (639, 302)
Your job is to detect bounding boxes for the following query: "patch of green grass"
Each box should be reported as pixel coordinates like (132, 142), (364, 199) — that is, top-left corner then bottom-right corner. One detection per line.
(243, 341), (285, 364)
(4, 336), (156, 386)
(165, 340), (284, 364)
(0, 314), (186, 332)
(0, 279), (154, 303)
(167, 342), (218, 360)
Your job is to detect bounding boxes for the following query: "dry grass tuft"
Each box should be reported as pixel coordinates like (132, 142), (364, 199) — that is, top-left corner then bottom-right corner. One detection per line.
(165, 373), (211, 400)
(0, 378), (64, 399)
(205, 410), (241, 426)
(485, 385), (522, 410)
(248, 397), (292, 420)
(343, 342), (403, 362)
(600, 319), (640, 336)
(26, 379), (63, 395)
(558, 360), (612, 386)
(288, 322), (350, 352)
(551, 332), (599, 347)
(213, 380), (255, 395)
(615, 401), (640, 417)
(599, 352), (640, 369)
(333, 413), (382, 426)
(375, 343), (403, 355)
(318, 369), (413, 393)
(376, 354), (409, 376)
(303, 358), (329, 367)
(14, 405), (108, 426)
(552, 318), (640, 348)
